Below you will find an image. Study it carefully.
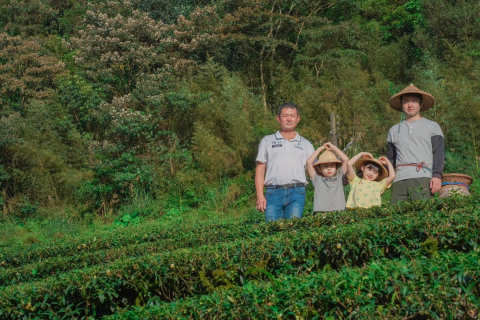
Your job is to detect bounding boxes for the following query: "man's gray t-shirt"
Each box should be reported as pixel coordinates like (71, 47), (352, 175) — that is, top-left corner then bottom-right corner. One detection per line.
(312, 168), (346, 212)
(387, 117), (443, 182)
(256, 131), (314, 186)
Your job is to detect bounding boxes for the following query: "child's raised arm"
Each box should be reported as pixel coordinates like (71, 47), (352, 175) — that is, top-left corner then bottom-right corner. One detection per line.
(306, 144), (326, 180)
(324, 142), (349, 174)
(346, 152), (373, 181)
(379, 156), (396, 185)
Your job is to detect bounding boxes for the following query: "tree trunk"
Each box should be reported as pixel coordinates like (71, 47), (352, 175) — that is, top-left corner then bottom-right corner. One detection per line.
(329, 112), (338, 146)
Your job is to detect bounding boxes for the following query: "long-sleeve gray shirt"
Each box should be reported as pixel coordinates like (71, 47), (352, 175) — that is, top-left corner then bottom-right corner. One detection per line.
(386, 117), (445, 182)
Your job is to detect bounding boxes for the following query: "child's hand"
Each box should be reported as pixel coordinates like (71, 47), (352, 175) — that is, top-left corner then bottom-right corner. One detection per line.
(378, 156), (389, 165)
(324, 142), (334, 150)
(361, 152), (373, 159)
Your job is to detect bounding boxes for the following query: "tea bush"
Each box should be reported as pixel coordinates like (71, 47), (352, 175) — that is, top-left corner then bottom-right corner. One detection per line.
(108, 250), (480, 319)
(1, 204), (478, 318)
(0, 197), (462, 285)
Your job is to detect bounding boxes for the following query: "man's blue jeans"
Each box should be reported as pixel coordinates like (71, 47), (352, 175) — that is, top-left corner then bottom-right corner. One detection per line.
(265, 186), (306, 222)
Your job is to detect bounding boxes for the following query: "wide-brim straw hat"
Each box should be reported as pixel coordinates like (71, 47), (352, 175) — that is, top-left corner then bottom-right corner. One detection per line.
(389, 83), (435, 111)
(313, 150), (342, 167)
(354, 155), (388, 181)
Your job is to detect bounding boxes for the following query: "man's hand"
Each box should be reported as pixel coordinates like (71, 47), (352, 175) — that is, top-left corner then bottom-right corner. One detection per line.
(430, 177), (442, 194)
(256, 195), (267, 212)
(255, 162), (267, 212)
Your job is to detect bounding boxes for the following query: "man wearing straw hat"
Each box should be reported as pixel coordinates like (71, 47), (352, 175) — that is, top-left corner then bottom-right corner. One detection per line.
(386, 84), (445, 203)
(255, 102), (314, 222)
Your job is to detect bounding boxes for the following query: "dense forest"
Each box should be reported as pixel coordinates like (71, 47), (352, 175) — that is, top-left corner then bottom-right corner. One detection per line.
(0, 0), (479, 218)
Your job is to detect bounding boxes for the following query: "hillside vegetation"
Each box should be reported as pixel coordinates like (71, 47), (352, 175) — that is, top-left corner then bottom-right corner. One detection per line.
(0, 0), (478, 218)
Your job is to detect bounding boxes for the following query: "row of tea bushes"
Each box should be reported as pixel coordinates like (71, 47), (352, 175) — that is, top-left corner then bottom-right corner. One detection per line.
(0, 208), (262, 268)
(0, 196), (462, 286)
(108, 250), (480, 319)
(1, 195), (471, 270)
(1, 206), (478, 318)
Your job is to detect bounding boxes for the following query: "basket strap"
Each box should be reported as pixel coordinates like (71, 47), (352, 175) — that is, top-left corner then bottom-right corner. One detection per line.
(441, 182), (469, 190)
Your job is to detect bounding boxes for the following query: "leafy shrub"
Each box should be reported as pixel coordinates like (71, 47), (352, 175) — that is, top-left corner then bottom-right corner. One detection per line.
(70, 0), (172, 96)
(114, 212), (142, 227)
(0, 0), (58, 36)
(103, 95), (155, 153)
(359, 0), (425, 42)
(190, 65), (264, 178)
(133, 0), (213, 23)
(108, 251), (480, 319)
(422, 0), (480, 52)
(77, 152), (154, 215)
(56, 74), (105, 136)
(0, 33), (65, 113)
(18, 201), (37, 217)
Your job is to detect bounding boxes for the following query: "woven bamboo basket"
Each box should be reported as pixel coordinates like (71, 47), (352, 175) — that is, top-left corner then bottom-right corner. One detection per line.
(439, 173), (473, 198)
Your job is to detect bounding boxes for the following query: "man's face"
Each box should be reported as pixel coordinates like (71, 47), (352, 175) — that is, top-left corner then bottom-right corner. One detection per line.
(361, 163), (380, 181)
(401, 94), (422, 118)
(276, 107), (300, 131)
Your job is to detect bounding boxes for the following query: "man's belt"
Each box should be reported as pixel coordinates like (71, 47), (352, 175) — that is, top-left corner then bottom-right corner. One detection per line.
(396, 162), (431, 172)
(265, 183), (306, 189)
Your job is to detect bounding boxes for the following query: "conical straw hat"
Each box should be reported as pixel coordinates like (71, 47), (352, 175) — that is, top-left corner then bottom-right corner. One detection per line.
(313, 150), (342, 167)
(389, 83), (435, 111)
(354, 155), (388, 181)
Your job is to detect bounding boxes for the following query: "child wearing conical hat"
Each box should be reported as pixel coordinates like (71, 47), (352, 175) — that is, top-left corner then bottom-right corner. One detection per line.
(345, 153), (395, 209)
(306, 142), (350, 212)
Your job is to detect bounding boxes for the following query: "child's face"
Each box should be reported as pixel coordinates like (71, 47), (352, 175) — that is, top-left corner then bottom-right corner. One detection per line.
(319, 163), (337, 177)
(361, 163), (379, 181)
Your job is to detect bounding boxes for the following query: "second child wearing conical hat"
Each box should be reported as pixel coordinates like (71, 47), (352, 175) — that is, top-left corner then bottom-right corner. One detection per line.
(306, 142), (350, 212)
(345, 153), (396, 209)
(386, 84), (445, 203)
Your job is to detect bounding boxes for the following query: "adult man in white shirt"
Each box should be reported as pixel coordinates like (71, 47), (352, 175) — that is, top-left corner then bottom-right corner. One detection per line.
(255, 103), (314, 221)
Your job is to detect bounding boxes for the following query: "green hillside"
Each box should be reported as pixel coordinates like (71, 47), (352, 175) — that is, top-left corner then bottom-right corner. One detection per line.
(0, 0), (478, 218)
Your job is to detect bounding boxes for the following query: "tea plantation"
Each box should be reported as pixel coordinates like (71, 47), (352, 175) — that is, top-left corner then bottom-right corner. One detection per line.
(1, 195), (479, 319)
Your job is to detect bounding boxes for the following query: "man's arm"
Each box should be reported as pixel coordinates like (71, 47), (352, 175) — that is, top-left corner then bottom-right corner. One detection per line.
(430, 135), (445, 193)
(255, 162), (267, 212)
(386, 142), (397, 168)
(431, 135), (445, 179)
(386, 128), (397, 168)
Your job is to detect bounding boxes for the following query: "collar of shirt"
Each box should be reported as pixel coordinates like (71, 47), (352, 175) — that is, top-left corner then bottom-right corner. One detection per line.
(403, 121), (413, 134)
(402, 117), (425, 127)
(275, 131), (300, 142)
(401, 118), (424, 135)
